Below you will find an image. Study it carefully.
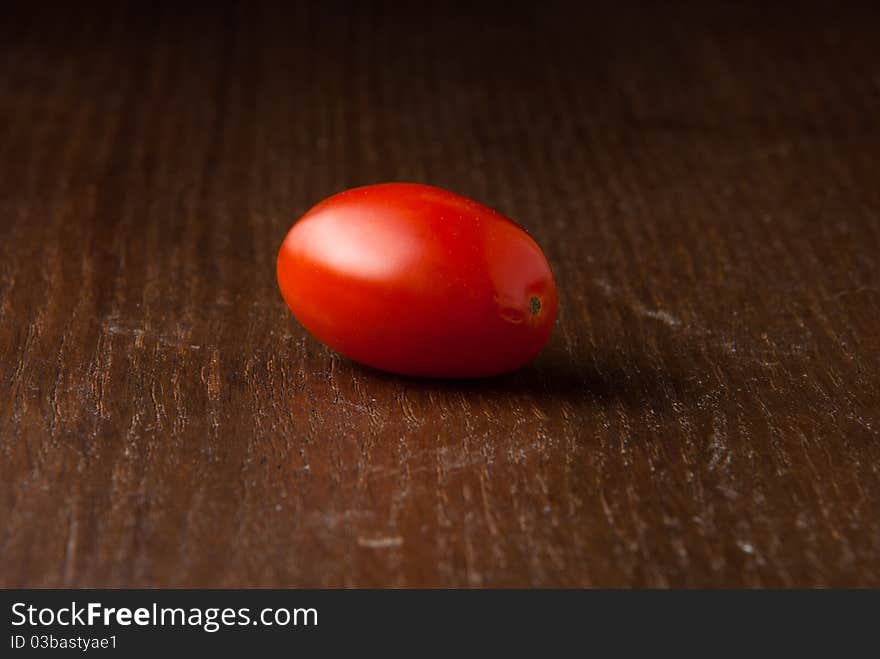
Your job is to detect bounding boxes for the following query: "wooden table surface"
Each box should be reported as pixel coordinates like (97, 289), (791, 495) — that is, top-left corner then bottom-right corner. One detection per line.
(2, 1), (879, 588)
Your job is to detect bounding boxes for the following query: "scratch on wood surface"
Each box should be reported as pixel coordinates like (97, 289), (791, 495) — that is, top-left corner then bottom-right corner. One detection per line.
(89, 333), (113, 420)
(357, 536), (403, 549)
(102, 320), (203, 350)
(479, 473), (500, 537)
(707, 415), (731, 472)
(593, 277), (682, 327)
(638, 308), (682, 327)
(205, 349), (221, 402)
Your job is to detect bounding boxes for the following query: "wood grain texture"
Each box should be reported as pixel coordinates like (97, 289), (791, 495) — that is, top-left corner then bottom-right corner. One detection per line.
(1, 0), (879, 587)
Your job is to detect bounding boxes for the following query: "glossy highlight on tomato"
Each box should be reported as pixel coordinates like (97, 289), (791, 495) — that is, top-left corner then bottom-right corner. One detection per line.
(277, 183), (557, 378)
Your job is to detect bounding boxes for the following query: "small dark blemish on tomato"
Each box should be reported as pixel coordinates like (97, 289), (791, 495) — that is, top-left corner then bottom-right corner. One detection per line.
(530, 296), (541, 316)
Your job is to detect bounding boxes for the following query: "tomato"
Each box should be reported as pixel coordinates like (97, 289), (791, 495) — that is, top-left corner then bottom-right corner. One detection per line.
(276, 183), (557, 378)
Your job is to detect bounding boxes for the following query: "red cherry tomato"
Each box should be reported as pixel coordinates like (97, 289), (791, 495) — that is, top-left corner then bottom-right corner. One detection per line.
(277, 183), (557, 378)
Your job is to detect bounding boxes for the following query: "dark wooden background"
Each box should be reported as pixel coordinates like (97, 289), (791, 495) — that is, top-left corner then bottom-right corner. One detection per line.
(2, 0), (879, 588)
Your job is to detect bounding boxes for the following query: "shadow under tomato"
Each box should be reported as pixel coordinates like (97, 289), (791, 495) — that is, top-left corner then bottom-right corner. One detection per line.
(340, 344), (699, 414)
